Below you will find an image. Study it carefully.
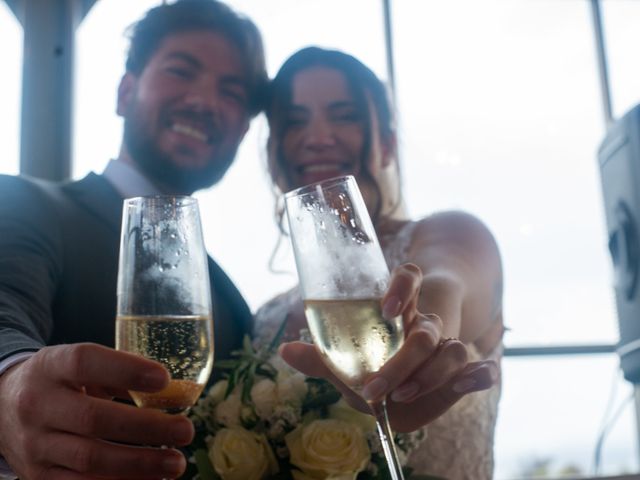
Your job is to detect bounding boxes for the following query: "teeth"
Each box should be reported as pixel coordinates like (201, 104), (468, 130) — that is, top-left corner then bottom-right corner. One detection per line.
(171, 123), (208, 143)
(302, 164), (344, 173)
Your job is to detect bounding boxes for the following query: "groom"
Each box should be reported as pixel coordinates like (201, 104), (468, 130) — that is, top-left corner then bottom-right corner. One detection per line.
(0, 1), (267, 478)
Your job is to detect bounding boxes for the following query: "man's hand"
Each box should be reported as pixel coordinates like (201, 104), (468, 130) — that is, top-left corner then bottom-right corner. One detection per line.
(0, 343), (194, 480)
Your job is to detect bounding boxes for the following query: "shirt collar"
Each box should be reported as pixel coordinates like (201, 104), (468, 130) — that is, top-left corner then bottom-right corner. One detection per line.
(102, 159), (161, 199)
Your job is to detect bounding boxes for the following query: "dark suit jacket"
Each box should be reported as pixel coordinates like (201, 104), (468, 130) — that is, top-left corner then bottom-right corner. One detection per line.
(0, 173), (252, 364)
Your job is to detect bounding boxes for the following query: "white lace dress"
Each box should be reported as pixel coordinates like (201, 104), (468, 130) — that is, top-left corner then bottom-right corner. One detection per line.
(254, 221), (502, 480)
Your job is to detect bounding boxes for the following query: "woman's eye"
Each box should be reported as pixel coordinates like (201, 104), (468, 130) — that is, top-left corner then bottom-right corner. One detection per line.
(331, 109), (360, 123)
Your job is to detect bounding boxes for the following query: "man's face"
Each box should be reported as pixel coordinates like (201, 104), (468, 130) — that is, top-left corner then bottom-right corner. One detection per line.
(117, 30), (251, 194)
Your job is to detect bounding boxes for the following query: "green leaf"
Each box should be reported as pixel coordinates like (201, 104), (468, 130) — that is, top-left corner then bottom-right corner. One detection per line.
(303, 390), (341, 410)
(243, 334), (254, 354)
(214, 359), (239, 370)
(242, 362), (258, 404)
(194, 448), (219, 480)
(267, 316), (289, 354)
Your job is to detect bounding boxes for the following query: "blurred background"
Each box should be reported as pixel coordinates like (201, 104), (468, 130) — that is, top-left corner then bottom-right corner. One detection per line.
(1, 0), (639, 478)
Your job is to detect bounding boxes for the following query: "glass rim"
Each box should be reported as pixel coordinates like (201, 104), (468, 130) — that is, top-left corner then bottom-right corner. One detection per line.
(283, 175), (355, 200)
(124, 195), (198, 207)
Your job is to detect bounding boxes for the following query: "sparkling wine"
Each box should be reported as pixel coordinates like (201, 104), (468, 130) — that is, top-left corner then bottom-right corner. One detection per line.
(304, 298), (404, 389)
(116, 314), (213, 414)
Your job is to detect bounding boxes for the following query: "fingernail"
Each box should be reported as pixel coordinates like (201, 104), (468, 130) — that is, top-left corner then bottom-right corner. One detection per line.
(382, 296), (402, 319)
(452, 377), (477, 394)
(141, 370), (168, 390)
(390, 382), (420, 403)
(172, 420), (194, 445)
(362, 377), (388, 402)
(163, 453), (186, 475)
(487, 364), (499, 382)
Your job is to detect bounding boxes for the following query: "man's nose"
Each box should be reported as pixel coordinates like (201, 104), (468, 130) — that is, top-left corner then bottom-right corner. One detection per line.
(182, 81), (219, 114)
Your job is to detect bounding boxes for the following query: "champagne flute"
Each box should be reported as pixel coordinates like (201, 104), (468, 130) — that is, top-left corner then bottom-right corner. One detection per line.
(284, 175), (406, 480)
(116, 196), (214, 415)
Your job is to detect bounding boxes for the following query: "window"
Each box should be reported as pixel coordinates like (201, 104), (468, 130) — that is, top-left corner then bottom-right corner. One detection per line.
(391, 0), (637, 475)
(0, 2), (22, 176)
(71, 1), (639, 477)
(74, 0), (160, 179)
(602, 0), (640, 119)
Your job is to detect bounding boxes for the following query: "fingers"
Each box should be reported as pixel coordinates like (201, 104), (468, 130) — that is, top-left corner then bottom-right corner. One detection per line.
(41, 343), (169, 392)
(361, 313), (443, 402)
(36, 432), (186, 479)
(381, 263), (423, 321)
(387, 360), (499, 432)
(390, 338), (468, 403)
(278, 342), (370, 412)
(39, 391), (194, 447)
(278, 341), (334, 378)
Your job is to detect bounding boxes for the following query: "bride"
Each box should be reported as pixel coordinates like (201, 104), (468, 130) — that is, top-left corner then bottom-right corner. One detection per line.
(254, 47), (504, 480)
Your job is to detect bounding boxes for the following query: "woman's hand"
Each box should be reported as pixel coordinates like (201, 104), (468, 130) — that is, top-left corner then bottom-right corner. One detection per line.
(278, 263), (499, 432)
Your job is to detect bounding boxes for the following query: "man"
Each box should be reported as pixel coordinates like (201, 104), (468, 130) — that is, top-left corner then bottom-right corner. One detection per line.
(0, 1), (267, 478)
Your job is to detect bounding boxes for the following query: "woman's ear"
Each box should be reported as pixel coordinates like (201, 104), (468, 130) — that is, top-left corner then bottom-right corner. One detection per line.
(381, 132), (398, 168)
(116, 73), (136, 116)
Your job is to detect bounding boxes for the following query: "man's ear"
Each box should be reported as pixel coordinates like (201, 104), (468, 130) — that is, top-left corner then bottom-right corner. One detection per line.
(116, 73), (137, 116)
(381, 132), (398, 168)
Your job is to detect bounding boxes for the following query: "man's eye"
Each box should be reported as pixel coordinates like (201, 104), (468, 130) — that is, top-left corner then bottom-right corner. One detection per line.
(285, 116), (306, 127)
(167, 67), (193, 79)
(223, 88), (247, 105)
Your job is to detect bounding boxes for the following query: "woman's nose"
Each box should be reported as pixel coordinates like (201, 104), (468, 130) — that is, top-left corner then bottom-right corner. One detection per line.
(304, 118), (335, 150)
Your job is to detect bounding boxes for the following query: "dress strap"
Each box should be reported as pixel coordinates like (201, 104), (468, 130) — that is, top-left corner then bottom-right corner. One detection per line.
(381, 221), (419, 269)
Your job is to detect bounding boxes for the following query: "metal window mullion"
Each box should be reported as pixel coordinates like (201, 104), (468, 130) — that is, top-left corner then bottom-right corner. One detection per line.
(590, 0), (614, 127)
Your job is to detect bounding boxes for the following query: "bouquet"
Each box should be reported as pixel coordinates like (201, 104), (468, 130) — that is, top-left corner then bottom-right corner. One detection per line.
(185, 325), (425, 480)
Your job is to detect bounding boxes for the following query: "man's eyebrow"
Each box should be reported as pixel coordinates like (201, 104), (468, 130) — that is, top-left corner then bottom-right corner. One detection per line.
(163, 52), (201, 68)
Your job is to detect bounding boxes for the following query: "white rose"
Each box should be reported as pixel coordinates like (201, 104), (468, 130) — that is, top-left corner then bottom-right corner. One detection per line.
(210, 427), (278, 480)
(286, 419), (370, 480)
(271, 354), (298, 377)
(250, 378), (278, 419)
(207, 379), (229, 404)
(277, 372), (308, 405)
(328, 399), (376, 434)
(214, 391), (242, 427)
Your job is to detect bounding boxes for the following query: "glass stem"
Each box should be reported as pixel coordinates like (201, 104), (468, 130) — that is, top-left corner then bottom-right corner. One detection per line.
(371, 399), (405, 480)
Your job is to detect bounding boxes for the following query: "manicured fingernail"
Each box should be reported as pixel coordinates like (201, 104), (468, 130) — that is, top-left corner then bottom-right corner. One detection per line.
(487, 364), (499, 382)
(362, 377), (388, 402)
(390, 382), (420, 403)
(452, 377), (477, 394)
(382, 296), (402, 319)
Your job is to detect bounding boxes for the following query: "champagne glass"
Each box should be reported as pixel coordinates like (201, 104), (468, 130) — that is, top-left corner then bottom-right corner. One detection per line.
(284, 175), (406, 480)
(116, 196), (214, 415)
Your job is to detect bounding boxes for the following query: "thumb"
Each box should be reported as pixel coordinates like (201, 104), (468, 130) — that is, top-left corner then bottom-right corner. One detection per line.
(278, 341), (335, 378)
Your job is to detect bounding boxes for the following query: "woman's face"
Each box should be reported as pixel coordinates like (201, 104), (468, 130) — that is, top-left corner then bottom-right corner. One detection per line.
(280, 66), (368, 188)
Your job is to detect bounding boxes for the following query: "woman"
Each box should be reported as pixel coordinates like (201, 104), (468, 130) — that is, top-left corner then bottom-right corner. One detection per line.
(255, 47), (504, 479)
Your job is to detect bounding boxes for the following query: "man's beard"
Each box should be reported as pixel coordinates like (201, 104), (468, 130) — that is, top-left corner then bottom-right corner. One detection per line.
(122, 112), (237, 195)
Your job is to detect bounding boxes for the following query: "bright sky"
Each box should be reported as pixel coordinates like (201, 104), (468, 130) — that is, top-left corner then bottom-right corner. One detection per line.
(2, 0), (640, 477)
